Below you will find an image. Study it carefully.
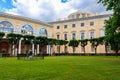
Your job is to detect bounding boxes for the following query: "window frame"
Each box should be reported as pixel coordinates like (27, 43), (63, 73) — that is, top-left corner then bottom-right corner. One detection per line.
(72, 24), (76, 28)
(72, 32), (76, 40)
(81, 23), (84, 27)
(64, 25), (67, 29)
(64, 33), (68, 40)
(80, 32), (85, 40)
(90, 31), (95, 39)
(90, 21), (94, 26)
(56, 34), (60, 40)
(56, 26), (60, 29)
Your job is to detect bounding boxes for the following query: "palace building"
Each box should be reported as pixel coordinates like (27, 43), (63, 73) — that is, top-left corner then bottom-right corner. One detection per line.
(0, 11), (112, 56)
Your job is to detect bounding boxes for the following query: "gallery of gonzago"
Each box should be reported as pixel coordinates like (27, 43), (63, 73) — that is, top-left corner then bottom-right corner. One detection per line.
(0, 11), (112, 56)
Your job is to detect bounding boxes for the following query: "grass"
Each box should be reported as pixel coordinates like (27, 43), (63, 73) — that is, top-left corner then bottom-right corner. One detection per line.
(0, 56), (120, 80)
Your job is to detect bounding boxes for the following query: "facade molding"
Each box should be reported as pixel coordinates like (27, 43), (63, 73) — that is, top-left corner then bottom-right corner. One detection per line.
(0, 12), (53, 27)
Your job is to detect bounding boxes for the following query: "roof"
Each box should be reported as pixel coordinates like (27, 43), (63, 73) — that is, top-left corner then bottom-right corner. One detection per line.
(49, 14), (111, 24)
(0, 12), (53, 27)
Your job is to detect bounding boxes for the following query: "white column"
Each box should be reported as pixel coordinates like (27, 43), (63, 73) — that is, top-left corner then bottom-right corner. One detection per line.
(15, 48), (17, 56)
(47, 45), (49, 54)
(37, 44), (39, 54)
(12, 45), (15, 56)
(32, 43), (34, 55)
(18, 39), (21, 54)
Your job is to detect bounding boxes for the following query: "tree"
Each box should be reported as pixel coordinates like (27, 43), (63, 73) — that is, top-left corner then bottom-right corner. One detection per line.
(79, 39), (88, 54)
(98, 0), (120, 54)
(68, 40), (79, 53)
(63, 40), (68, 53)
(47, 38), (57, 55)
(0, 32), (5, 41)
(7, 33), (23, 56)
(23, 35), (35, 55)
(89, 38), (102, 54)
(55, 40), (68, 54)
(56, 40), (65, 53)
(36, 36), (48, 55)
(100, 36), (110, 54)
(105, 33), (120, 54)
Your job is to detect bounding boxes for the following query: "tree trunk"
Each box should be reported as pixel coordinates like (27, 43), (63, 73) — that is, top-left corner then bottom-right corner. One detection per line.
(39, 44), (42, 54)
(115, 50), (118, 56)
(73, 47), (75, 54)
(84, 46), (86, 55)
(105, 45), (108, 55)
(95, 47), (97, 55)
(59, 45), (60, 54)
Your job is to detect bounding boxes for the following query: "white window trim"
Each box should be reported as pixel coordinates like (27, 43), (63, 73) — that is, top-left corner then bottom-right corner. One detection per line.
(80, 31), (86, 39)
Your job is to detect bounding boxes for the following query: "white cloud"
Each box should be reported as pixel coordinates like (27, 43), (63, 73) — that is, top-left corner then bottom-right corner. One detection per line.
(5, 0), (111, 22)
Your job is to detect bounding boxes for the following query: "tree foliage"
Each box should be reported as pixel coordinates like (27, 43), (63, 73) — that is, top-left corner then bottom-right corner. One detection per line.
(98, 0), (120, 53)
(23, 35), (35, 44)
(7, 33), (23, 44)
(89, 38), (103, 54)
(36, 36), (48, 54)
(68, 40), (79, 47)
(0, 32), (5, 41)
(79, 39), (88, 47)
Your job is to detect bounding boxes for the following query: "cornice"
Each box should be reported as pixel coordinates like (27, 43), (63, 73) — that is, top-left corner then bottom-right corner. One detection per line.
(0, 12), (53, 27)
(49, 14), (111, 24)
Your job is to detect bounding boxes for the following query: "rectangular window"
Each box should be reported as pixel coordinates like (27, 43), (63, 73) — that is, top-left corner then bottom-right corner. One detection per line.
(81, 47), (84, 52)
(90, 31), (94, 39)
(81, 32), (85, 39)
(81, 23), (84, 27)
(57, 34), (60, 40)
(64, 46), (68, 53)
(64, 25), (67, 29)
(57, 26), (60, 29)
(91, 45), (95, 52)
(107, 46), (110, 52)
(64, 33), (68, 40)
(77, 14), (80, 18)
(57, 46), (60, 53)
(72, 33), (76, 40)
(73, 47), (76, 53)
(72, 24), (76, 28)
(101, 29), (106, 36)
(90, 22), (94, 26)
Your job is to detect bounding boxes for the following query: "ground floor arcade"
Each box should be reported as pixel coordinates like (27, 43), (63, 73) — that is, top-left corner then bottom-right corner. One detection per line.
(0, 39), (53, 56)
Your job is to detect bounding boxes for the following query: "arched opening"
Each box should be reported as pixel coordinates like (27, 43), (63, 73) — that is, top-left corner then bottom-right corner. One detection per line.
(39, 28), (48, 54)
(39, 28), (47, 37)
(0, 21), (14, 33)
(21, 24), (33, 35)
(0, 42), (9, 54)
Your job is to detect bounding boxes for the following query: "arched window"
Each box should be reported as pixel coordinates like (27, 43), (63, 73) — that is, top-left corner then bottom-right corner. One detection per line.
(39, 28), (47, 37)
(72, 32), (76, 40)
(0, 21), (14, 33)
(80, 31), (86, 40)
(21, 24), (33, 35)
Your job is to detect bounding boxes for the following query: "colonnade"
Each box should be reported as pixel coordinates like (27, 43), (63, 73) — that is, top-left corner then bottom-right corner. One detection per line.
(13, 39), (53, 56)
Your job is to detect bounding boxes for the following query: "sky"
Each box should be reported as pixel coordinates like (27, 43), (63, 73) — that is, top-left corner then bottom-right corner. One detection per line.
(0, 0), (111, 22)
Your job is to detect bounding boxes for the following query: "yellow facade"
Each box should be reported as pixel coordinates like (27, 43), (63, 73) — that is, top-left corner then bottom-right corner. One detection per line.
(0, 12), (53, 55)
(50, 11), (111, 54)
(0, 11), (112, 55)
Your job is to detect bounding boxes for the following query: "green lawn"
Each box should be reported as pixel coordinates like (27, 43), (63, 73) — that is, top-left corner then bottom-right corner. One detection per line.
(0, 56), (120, 80)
